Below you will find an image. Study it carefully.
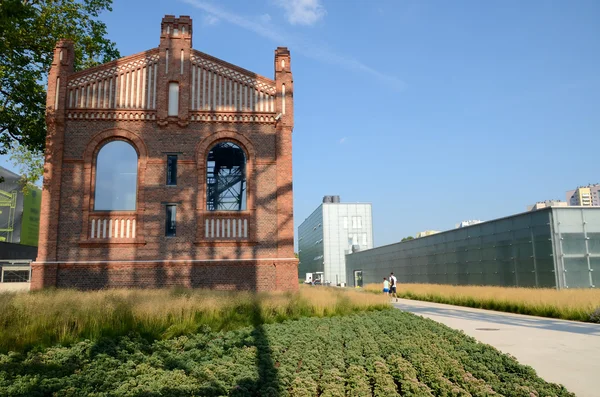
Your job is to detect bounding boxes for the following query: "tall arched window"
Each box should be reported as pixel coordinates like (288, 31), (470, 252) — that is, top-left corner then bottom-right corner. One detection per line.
(94, 141), (138, 210)
(206, 142), (246, 211)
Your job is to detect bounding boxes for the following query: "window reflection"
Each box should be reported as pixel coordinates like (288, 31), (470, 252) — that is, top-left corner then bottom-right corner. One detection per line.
(94, 141), (138, 210)
(206, 142), (246, 211)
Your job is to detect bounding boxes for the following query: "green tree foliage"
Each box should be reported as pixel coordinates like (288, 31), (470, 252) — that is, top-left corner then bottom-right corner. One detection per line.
(0, 0), (120, 155)
(401, 236), (414, 242)
(8, 144), (44, 194)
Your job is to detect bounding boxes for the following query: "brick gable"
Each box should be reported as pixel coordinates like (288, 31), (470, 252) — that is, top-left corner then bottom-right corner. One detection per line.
(32, 15), (297, 291)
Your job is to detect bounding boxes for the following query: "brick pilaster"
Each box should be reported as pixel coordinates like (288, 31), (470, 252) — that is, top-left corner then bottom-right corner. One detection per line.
(156, 15), (192, 126)
(274, 48), (295, 258)
(33, 40), (73, 289)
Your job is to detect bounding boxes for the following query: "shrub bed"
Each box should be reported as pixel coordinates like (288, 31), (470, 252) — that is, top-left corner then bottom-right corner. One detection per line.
(0, 309), (573, 396)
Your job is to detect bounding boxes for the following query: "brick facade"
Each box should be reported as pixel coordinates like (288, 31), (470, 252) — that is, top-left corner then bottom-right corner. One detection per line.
(32, 15), (298, 291)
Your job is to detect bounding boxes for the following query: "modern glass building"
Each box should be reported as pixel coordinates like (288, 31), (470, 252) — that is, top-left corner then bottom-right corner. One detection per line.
(346, 207), (600, 289)
(298, 196), (373, 285)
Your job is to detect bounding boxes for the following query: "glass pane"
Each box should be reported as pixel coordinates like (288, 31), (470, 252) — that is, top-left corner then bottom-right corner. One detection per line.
(2, 270), (30, 282)
(587, 233), (600, 254)
(94, 141), (137, 210)
(555, 209), (584, 233)
(165, 205), (176, 237)
(168, 82), (179, 116)
(563, 258), (591, 288)
(206, 142), (247, 211)
(590, 258), (600, 288)
(561, 233), (587, 255)
(167, 155), (177, 185)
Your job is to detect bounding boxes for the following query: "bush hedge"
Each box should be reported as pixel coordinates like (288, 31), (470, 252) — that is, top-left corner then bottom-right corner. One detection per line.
(0, 309), (573, 396)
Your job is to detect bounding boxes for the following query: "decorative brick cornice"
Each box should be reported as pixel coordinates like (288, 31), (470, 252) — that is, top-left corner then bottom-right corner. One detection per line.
(67, 110), (157, 121)
(67, 50), (160, 88)
(191, 50), (276, 94)
(189, 112), (276, 123)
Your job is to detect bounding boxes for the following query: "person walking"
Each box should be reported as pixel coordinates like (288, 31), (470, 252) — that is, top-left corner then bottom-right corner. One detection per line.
(382, 277), (389, 294)
(389, 272), (398, 300)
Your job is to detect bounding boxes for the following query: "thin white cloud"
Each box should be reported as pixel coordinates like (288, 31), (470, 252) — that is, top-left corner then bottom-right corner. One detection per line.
(203, 14), (219, 26)
(273, 0), (326, 26)
(339, 137), (347, 144)
(181, 0), (404, 90)
(260, 13), (272, 24)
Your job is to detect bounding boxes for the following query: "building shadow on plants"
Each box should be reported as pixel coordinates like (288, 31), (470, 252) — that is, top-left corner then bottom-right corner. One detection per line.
(232, 298), (281, 397)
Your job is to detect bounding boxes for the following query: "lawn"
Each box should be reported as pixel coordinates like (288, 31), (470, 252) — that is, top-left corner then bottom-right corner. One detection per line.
(0, 286), (389, 353)
(0, 309), (573, 396)
(365, 283), (600, 322)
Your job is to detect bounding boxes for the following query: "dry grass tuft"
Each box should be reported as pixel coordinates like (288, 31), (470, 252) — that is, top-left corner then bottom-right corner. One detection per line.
(365, 283), (600, 322)
(0, 285), (389, 353)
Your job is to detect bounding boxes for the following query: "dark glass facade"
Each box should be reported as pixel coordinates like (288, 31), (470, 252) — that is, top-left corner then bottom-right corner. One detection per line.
(346, 207), (600, 289)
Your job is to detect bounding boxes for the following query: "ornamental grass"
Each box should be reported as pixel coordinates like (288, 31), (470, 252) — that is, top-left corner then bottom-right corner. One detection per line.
(365, 282), (600, 322)
(0, 285), (388, 353)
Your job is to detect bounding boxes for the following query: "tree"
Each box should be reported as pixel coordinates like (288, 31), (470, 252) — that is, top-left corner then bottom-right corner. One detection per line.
(8, 144), (44, 194)
(0, 0), (120, 156)
(401, 236), (414, 242)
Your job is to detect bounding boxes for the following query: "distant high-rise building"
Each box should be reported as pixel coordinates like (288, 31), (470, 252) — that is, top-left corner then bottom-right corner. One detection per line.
(566, 184), (600, 206)
(298, 196), (373, 285)
(455, 220), (483, 228)
(527, 200), (568, 211)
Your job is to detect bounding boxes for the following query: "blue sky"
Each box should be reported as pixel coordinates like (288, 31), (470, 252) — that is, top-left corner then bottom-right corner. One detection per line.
(3, 0), (599, 247)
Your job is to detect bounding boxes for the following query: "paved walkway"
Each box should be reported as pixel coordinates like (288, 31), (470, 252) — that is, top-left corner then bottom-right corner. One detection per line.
(393, 299), (600, 397)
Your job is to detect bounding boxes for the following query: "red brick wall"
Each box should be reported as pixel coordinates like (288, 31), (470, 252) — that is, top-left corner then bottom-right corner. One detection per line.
(32, 260), (297, 291)
(33, 16), (298, 292)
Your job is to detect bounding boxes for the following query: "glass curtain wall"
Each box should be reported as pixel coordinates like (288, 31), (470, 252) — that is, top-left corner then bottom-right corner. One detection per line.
(346, 208), (600, 289)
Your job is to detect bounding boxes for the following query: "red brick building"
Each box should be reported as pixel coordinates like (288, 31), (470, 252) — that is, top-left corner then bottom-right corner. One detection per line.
(32, 15), (298, 291)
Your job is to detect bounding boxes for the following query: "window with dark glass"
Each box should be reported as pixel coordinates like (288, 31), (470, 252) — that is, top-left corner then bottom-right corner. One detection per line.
(165, 205), (176, 236)
(94, 141), (138, 210)
(2, 269), (30, 283)
(166, 155), (177, 185)
(206, 142), (246, 211)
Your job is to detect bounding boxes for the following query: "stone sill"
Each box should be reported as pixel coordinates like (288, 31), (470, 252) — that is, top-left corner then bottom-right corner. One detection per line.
(194, 240), (257, 247)
(79, 239), (147, 247)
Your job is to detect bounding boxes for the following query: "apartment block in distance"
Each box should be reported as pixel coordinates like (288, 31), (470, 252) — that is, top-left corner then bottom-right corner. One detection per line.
(298, 196), (373, 285)
(567, 184), (600, 207)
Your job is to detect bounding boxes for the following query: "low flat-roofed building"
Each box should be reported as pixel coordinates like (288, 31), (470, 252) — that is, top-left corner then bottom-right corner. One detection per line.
(416, 230), (440, 238)
(347, 207), (600, 289)
(527, 200), (568, 211)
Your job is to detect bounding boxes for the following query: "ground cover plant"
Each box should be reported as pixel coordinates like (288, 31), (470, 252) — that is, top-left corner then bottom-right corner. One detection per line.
(0, 309), (573, 396)
(365, 283), (600, 322)
(0, 286), (389, 353)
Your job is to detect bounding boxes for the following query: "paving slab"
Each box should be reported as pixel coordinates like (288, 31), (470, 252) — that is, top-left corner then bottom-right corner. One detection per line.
(393, 298), (600, 397)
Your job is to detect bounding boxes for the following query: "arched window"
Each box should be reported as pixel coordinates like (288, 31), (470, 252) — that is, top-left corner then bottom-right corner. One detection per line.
(206, 142), (246, 211)
(94, 141), (138, 210)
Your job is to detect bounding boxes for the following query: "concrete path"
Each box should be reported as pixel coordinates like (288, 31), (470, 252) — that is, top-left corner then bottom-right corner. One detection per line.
(393, 299), (600, 397)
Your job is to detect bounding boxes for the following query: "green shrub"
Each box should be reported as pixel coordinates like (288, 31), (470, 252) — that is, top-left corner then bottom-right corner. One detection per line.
(0, 310), (574, 396)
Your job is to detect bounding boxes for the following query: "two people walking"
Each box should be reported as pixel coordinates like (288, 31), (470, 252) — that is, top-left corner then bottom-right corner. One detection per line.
(383, 272), (397, 299)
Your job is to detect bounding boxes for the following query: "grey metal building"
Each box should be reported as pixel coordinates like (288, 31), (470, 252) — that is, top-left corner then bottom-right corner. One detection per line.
(298, 196), (373, 285)
(346, 207), (600, 289)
